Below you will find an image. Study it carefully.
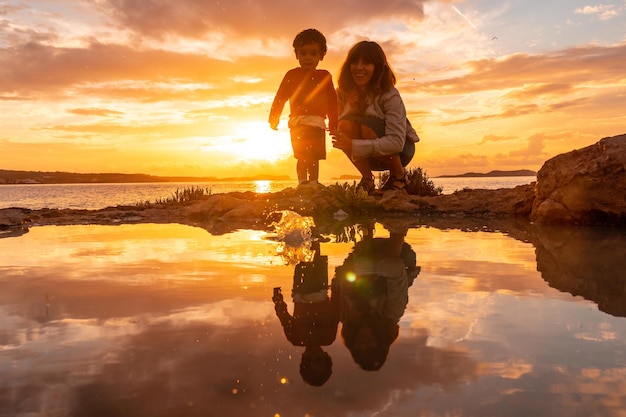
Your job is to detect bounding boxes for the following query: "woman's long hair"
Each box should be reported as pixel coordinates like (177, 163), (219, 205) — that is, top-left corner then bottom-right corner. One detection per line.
(337, 41), (396, 96)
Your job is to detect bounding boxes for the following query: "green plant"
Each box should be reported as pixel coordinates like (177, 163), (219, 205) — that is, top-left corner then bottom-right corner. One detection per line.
(324, 181), (375, 213)
(137, 185), (212, 206)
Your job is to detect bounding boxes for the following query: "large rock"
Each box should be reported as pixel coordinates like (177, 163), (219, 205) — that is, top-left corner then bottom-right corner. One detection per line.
(0, 208), (31, 227)
(418, 183), (535, 218)
(531, 134), (626, 225)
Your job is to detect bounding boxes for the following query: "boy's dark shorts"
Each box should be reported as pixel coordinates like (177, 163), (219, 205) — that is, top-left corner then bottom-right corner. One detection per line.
(290, 125), (326, 161)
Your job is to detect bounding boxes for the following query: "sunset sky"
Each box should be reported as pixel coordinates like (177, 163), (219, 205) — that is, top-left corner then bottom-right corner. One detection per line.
(1, 0), (625, 179)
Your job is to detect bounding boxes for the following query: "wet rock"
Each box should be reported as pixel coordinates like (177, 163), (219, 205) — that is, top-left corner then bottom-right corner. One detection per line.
(0, 208), (31, 227)
(185, 194), (248, 220)
(417, 183), (536, 218)
(531, 134), (626, 225)
(216, 200), (272, 227)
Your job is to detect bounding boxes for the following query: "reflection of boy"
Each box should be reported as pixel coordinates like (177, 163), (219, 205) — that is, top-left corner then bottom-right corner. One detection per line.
(272, 243), (339, 386)
(269, 28), (338, 186)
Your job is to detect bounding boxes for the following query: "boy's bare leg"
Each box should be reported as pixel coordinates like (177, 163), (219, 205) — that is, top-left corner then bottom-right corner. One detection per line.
(296, 160), (308, 184)
(308, 160), (319, 183)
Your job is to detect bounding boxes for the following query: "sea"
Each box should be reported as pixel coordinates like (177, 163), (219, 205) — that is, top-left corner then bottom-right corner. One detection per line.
(0, 176), (536, 210)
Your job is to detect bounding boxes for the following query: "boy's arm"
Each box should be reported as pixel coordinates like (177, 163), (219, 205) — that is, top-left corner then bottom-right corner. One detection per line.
(269, 72), (292, 130)
(272, 289), (293, 328)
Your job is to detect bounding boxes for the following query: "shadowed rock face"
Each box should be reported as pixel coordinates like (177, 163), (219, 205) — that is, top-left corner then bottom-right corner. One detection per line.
(531, 134), (626, 225)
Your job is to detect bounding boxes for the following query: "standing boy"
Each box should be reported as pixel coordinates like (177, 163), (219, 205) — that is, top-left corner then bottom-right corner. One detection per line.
(269, 29), (338, 186)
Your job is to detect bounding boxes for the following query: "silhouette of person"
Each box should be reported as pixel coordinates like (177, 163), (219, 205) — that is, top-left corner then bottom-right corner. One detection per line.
(335, 224), (420, 371)
(272, 241), (340, 386)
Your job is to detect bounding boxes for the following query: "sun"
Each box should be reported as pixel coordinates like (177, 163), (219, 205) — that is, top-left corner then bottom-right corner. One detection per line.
(228, 121), (293, 162)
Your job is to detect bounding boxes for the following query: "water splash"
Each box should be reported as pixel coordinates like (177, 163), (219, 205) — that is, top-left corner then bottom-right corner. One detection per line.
(269, 210), (316, 264)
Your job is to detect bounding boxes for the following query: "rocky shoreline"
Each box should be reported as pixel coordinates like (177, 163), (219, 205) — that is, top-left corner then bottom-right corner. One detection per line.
(1, 133), (625, 234)
(0, 181), (536, 234)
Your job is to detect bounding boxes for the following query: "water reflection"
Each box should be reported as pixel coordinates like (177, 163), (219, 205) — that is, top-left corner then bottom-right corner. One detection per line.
(533, 224), (626, 317)
(271, 222), (423, 385)
(273, 240), (339, 386)
(0, 219), (625, 416)
(253, 180), (272, 194)
(335, 224), (420, 372)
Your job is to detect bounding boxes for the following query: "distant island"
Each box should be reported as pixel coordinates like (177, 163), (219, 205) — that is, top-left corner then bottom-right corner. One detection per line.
(436, 169), (536, 178)
(333, 174), (362, 180)
(0, 168), (536, 184)
(0, 169), (290, 185)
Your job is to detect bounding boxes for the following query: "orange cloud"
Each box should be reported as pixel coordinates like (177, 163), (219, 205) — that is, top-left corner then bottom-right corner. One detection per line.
(68, 108), (124, 117)
(102, 0), (428, 39)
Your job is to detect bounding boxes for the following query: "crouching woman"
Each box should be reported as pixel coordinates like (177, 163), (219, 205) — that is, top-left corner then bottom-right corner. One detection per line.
(332, 40), (419, 194)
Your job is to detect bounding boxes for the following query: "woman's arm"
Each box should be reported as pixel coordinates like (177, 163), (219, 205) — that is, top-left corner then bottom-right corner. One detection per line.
(351, 88), (407, 159)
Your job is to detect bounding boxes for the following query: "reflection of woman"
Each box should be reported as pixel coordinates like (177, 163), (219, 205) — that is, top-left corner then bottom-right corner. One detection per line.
(332, 41), (419, 194)
(335, 227), (419, 370)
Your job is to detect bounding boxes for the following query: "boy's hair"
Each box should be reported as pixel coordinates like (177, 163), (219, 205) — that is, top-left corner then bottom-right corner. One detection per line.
(293, 28), (327, 56)
(337, 40), (396, 96)
(300, 350), (333, 386)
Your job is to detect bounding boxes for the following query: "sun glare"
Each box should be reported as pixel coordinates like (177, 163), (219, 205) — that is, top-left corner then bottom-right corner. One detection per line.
(198, 121), (293, 162)
(230, 121), (292, 162)
(254, 180), (271, 193)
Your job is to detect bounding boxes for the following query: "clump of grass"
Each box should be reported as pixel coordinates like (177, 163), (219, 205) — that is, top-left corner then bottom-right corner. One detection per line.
(137, 185), (212, 207)
(325, 181), (375, 213)
(380, 167), (443, 196)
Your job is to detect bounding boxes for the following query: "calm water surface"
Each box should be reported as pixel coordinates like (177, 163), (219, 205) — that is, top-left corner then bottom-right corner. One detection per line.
(1, 218), (624, 417)
(0, 177), (536, 210)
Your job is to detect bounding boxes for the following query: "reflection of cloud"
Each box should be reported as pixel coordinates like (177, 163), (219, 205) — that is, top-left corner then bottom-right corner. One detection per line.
(0, 283), (478, 416)
(63, 320), (477, 417)
(484, 359), (534, 379)
(2, 223), (626, 415)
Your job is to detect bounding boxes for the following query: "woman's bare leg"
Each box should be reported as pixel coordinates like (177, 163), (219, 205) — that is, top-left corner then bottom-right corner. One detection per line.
(338, 120), (373, 179)
(387, 154), (405, 179)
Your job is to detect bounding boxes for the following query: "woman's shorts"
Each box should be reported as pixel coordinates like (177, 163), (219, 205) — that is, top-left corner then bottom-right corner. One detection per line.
(339, 114), (414, 170)
(290, 125), (326, 161)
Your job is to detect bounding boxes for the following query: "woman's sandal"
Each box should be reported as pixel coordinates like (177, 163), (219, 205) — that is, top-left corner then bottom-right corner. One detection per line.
(379, 176), (407, 192)
(356, 177), (376, 195)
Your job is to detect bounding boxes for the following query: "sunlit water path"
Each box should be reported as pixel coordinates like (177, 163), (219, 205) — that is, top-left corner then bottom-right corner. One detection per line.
(1, 218), (624, 417)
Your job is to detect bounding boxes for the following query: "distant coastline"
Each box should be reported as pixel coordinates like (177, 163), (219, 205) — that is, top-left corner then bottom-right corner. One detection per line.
(0, 169), (290, 185)
(0, 168), (536, 185)
(436, 169), (536, 178)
